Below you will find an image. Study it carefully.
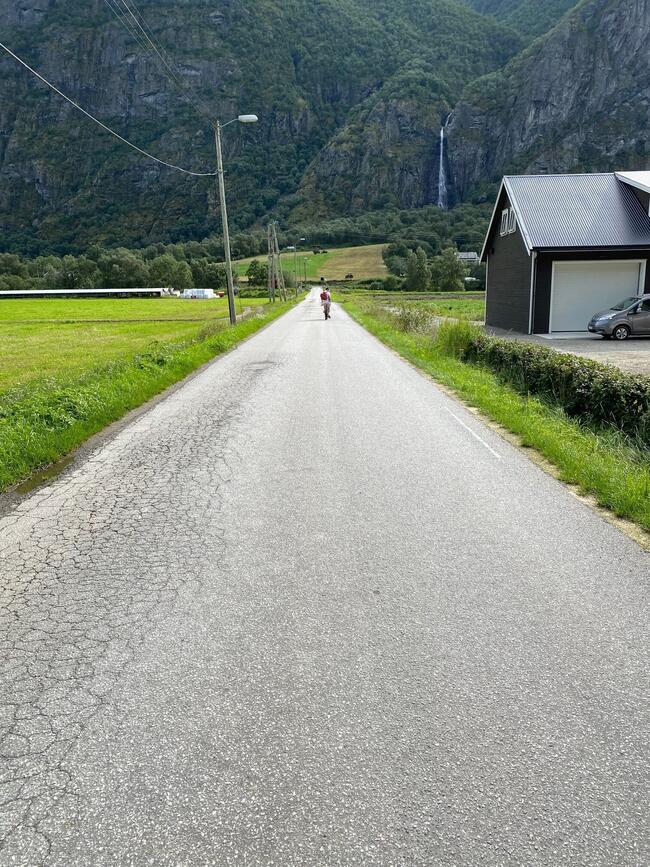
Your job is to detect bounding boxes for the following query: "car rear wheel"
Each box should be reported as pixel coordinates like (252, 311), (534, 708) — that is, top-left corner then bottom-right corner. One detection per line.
(612, 324), (631, 341)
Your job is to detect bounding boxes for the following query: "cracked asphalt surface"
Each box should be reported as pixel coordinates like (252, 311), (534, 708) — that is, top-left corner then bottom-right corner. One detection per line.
(0, 290), (648, 865)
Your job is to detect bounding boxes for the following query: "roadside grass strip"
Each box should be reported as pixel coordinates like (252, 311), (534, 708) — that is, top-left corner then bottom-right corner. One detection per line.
(0, 302), (294, 492)
(419, 298), (485, 321)
(344, 299), (650, 534)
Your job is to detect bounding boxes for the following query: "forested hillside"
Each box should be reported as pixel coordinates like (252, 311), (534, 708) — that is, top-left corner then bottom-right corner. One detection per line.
(0, 0), (517, 253)
(0, 0), (645, 255)
(462, 0), (578, 36)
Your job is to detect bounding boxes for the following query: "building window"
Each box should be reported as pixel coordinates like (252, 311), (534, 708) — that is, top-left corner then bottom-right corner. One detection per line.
(500, 209), (509, 236)
(508, 209), (517, 234)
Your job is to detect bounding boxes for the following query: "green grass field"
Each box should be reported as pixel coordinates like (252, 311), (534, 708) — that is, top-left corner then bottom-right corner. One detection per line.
(0, 296), (271, 389)
(234, 243), (388, 282)
(0, 297), (232, 323)
(0, 300), (297, 491)
(419, 298), (485, 321)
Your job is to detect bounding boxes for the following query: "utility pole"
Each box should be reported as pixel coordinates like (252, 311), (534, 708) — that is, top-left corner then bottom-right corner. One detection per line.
(267, 224), (275, 303)
(286, 244), (299, 296)
(214, 122), (237, 326)
(266, 221), (286, 302)
(272, 223), (286, 301)
(294, 246), (298, 297)
(213, 114), (258, 325)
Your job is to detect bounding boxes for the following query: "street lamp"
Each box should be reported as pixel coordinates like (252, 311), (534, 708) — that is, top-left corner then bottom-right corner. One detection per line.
(214, 114), (258, 325)
(286, 245), (298, 295)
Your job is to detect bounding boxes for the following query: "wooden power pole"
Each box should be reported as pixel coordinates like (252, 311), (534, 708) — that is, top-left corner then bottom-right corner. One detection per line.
(267, 222), (286, 303)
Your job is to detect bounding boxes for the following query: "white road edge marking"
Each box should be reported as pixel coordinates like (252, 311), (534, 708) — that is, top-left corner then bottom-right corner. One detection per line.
(445, 408), (502, 460)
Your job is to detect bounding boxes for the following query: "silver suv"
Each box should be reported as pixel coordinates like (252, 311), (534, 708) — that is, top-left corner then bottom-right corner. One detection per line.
(588, 294), (650, 340)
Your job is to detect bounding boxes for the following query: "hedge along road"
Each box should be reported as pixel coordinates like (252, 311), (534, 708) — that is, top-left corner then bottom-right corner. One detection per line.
(0, 289), (647, 865)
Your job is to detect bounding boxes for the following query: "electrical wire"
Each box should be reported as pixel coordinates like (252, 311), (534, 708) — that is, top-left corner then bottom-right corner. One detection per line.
(118, 0), (213, 116)
(107, 0), (216, 125)
(104, 0), (153, 56)
(0, 41), (217, 176)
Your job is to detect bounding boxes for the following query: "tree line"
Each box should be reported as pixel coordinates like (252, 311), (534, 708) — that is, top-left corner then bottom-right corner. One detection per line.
(0, 247), (229, 293)
(382, 244), (485, 292)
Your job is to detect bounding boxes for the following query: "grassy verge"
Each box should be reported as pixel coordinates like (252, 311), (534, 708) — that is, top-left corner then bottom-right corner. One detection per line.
(0, 301), (294, 492)
(343, 298), (650, 534)
(419, 298), (485, 321)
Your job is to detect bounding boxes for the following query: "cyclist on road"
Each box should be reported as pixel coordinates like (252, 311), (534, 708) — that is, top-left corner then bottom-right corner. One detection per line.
(320, 286), (332, 320)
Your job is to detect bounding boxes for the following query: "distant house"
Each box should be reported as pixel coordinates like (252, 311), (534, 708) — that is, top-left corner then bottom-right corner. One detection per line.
(481, 172), (650, 334)
(457, 251), (480, 266)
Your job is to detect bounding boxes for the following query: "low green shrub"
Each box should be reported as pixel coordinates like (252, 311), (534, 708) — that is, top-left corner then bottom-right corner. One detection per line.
(395, 305), (436, 334)
(435, 319), (482, 358)
(462, 330), (650, 446)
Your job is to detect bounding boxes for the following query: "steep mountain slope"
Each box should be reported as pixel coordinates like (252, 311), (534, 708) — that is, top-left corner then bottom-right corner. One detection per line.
(463, 0), (578, 37)
(447, 0), (650, 201)
(0, 0), (517, 252)
(291, 66), (458, 220)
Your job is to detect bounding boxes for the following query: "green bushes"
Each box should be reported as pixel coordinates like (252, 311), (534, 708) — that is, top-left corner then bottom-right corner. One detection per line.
(381, 305), (650, 450)
(395, 305), (436, 333)
(462, 332), (650, 446)
(435, 320), (482, 357)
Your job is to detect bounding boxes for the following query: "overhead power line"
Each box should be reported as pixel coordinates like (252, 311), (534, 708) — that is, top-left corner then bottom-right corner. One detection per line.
(0, 42), (217, 177)
(104, 0), (152, 56)
(105, 0), (216, 125)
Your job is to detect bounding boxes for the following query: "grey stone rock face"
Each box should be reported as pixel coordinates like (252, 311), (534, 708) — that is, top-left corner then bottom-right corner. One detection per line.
(447, 0), (650, 199)
(295, 93), (450, 217)
(0, 0), (520, 248)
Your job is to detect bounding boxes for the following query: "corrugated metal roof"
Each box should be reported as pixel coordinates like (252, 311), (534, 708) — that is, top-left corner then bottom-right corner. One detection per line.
(504, 173), (650, 250)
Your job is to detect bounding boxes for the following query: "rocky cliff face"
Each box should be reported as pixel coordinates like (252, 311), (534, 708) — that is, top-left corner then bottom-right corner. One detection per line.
(2, 0), (645, 251)
(291, 15), (522, 222)
(447, 0), (650, 201)
(292, 70), (454, 219)
(0, 0), (519, 251)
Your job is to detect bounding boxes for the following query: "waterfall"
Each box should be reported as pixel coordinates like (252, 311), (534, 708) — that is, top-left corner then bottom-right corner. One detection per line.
(437, 113), (452, 210)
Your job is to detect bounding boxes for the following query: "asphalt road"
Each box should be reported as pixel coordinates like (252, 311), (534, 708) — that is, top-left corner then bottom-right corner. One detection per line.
(1, 290), (648, 865)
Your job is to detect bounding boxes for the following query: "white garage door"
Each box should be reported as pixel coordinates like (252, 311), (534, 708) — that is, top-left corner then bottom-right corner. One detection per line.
(550, 261), (644, 332)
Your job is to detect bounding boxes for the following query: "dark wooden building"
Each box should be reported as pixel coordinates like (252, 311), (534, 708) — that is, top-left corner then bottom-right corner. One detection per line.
(481, 172), (650, 334)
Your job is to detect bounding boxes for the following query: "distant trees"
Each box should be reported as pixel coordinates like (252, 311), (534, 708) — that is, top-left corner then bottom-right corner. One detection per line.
(190, 260), (227, 290)
(50, 256), (101, 291)
(0, 254), (26, 277)
(97, 249), (149, 288)
(404, 247), (431, 292)
(430, 247), (469, 293)
(383, 243), (409, 277)
(385, 244), (473, 292)
(246, 260), (268, 286)
(0, 217), (485, 297)
(148, 254), (192, 290)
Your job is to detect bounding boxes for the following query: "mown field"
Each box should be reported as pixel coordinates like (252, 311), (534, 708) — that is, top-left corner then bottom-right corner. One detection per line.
(234, 244), (388, 282)
(0, 297), (297, 491)
(0, 295), (271, 389)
